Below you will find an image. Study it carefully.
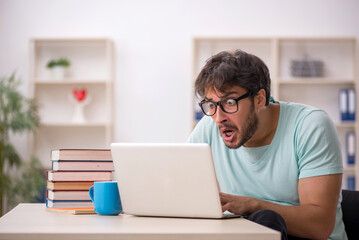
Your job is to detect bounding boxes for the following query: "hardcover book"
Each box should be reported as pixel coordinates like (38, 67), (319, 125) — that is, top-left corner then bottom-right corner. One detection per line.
(46, 207), (96, 215)
(52, 161), (114, 171)
(47, 181), (94, 191)
(46, 199), (94, 208)
(47, 190), (91, 201)
(47, 171), (112, 182)
(51, 149), (112, 161)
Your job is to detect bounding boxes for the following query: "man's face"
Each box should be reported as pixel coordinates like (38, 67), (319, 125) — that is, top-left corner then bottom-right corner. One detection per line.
(205, 86), (258, 149)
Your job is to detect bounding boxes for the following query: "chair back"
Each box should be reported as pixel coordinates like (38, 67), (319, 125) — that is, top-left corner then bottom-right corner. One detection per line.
(341, 190), (359, 240)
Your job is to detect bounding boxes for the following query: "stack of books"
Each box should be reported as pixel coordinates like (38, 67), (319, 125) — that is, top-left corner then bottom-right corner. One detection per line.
(46, 149), (114, 208)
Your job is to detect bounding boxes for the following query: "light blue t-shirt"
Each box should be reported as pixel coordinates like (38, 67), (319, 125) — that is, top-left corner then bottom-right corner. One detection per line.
(188, 101), (347, 240)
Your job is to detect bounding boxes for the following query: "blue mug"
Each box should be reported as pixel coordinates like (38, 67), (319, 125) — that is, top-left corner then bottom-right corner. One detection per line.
(89, 181), (122, 215)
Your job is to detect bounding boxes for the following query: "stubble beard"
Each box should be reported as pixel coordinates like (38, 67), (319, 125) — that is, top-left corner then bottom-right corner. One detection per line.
(225, 104), (259, 149)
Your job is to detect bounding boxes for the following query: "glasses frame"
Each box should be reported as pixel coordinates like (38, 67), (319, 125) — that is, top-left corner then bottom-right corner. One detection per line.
(199, 91), (254, 116)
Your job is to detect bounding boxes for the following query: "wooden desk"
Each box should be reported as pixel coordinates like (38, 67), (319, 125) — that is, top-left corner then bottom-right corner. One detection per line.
(0, 204), (280, 240)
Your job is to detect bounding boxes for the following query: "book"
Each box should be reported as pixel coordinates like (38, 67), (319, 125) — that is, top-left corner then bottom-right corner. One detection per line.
(47, 190), (91, 201)
(46, 199), (94, 208)
(347, 175), (356, 190)
(46, 207), (96, 215)
(52, 161), (114, 171)
(339, 89), (348, 121)
(47, 181), (94, 190)
(346, 132), (356, 165)
(47, 171), (112, 182)
(348, 89), (356, 121)
(51, 149), (112, 161)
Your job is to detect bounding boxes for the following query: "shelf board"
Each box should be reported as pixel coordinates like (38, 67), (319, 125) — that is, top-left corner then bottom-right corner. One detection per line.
(32, 38), (111, 43)
(344, 166), (356, 174)
(335, 122), (356, 128)
(277, 37), (356, 42)
(34, 80), (110, 85)
(40, 122), (109, 127)
(278, 78), (355, 85)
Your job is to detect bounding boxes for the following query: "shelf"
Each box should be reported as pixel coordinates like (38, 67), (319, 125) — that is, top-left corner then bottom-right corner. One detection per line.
(336, 122), (356, 128)
(278, 78), (355, 85)
(32, 38), (111, 43)
(40, 122), (109, 127)
(344, 166), (356, 174)
(34, 80), (110, 85)
(29, 38), (114, 167)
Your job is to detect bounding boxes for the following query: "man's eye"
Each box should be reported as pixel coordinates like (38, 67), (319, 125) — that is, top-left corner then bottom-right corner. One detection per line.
(226, 99), (236, 106)
(208, 102), (216, 109)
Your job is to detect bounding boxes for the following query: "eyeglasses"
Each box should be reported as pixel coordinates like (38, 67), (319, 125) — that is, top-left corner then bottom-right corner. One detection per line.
(199, 91), (254, 116)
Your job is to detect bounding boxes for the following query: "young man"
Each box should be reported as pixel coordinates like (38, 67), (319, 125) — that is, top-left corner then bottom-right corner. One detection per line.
(188, 50), (347, 240)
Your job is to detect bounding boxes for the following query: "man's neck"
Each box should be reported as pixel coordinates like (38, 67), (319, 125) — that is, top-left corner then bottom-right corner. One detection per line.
(243, 103), (280, 148)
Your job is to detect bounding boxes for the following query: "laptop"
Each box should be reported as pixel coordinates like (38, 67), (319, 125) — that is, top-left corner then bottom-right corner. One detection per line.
(111, 143), (240, 219)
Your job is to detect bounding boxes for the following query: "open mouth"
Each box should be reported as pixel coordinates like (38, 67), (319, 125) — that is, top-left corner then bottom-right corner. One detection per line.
(220, 128), (236, 142)
(224, 130), (234, 137)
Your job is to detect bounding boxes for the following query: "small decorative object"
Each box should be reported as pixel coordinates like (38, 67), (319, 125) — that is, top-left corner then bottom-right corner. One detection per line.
(290, 55), (324, 77)
(68, 88), (91, 124)
(46, 58), (71, 80)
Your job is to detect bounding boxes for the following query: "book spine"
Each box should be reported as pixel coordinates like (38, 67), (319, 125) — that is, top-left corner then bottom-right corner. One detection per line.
(47, 171), (112, 181)
(347, 175), (356, 190)
(51, 149), (112, 161)
(339, 89), (348, 121)
(47, 190), (92, 201)
(348, 89), (356, 121)
(46, 199), (93, 208)
(346, 132), (356, 165)
(52, 161), (114, 171)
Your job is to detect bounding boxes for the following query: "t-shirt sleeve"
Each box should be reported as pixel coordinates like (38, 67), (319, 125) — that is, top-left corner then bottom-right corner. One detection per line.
(296, 110), (343, 179)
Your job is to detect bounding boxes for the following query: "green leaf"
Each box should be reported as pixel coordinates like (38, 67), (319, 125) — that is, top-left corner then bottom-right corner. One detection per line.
(46, 58), (70, 68)
(0, 73), (43, 215)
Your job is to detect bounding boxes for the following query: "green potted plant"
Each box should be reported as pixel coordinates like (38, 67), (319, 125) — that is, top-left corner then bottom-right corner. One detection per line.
(46, 58), (71, 80)
(0, 73), (45, 216)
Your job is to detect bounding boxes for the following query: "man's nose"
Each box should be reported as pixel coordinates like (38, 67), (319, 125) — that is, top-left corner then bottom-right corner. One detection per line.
(213, 105), (228, 124)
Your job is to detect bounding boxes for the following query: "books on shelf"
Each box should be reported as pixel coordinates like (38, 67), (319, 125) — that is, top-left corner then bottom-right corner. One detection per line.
(46, 148), (114, 209)
(52, 161), (114, 171)
(47, 190), (91, 201)
(47, 171), (112, 181)
(47, 181), (94, 191)
(51, 149), (112, 161)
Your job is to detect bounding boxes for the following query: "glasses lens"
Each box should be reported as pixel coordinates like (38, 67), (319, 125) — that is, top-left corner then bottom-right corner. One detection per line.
(201, 102), (216, 116)
(221, 99), (238, 113)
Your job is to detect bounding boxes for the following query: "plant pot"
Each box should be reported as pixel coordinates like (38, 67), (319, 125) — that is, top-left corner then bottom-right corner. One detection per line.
(52, 66), (67, 80)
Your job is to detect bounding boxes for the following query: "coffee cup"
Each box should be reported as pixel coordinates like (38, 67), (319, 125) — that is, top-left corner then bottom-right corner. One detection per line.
(89, 181), (122, 215)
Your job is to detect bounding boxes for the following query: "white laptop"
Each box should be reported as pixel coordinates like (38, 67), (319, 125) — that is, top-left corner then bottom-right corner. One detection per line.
(111, 143), (240, 219)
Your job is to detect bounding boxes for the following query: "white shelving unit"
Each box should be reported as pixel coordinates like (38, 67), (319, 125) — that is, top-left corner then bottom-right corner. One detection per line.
(192, 37), (358, 190)
(28, 38), (114, 169)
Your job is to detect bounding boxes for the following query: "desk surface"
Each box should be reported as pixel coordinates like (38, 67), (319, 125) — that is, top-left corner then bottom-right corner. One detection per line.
(0, 204), (280, 240)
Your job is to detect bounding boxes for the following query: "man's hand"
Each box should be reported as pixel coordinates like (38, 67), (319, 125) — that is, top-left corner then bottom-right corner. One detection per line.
(220, 192), (258, 215)
(219, 174), (342, 239)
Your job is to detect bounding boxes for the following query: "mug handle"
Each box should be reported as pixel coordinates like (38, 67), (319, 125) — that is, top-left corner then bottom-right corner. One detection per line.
(89, 185), (95, 202)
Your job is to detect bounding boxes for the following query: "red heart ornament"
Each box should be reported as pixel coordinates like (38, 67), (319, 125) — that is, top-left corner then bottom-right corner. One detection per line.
(73, 89), (87, 102)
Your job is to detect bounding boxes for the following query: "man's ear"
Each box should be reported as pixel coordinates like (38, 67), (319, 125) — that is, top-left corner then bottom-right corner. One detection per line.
(254, 89), (266, 111)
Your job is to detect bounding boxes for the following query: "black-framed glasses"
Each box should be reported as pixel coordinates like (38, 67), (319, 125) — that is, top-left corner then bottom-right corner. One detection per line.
(199, 91), (254, 116)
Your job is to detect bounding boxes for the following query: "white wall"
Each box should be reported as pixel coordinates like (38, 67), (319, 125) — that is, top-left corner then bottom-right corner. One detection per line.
(1, 0), (359, 160)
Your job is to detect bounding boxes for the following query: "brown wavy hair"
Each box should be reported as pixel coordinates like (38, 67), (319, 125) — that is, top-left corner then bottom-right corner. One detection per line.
(195, 49), (271, 106)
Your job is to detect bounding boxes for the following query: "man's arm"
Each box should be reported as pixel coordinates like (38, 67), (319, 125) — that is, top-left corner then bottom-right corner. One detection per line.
(220, 174), (342, 240)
